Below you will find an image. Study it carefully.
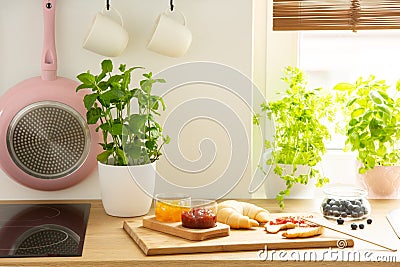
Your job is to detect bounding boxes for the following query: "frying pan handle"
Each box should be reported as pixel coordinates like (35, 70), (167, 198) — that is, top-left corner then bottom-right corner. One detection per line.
(41, 0), (57, 81)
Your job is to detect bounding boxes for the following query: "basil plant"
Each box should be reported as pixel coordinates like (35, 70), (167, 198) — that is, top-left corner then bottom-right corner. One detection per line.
(76, 59), (170, 166)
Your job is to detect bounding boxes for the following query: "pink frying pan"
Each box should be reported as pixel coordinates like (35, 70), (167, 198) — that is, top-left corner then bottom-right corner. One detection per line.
(0, 0), (100, 190)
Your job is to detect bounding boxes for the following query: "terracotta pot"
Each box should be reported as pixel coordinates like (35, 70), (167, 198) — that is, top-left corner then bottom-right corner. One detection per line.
(98, 161), (156, 217)
(360, 166), (400, 198)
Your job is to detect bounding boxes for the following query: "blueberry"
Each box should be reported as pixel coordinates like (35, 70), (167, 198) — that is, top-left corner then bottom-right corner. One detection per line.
(333, 210), (341, 217)
(347, 204), (354, 210)
(354, 200), (362, 206)
(324, 204), (331, 211)
(358, 211), (364, 217)
(359, 224), (365, 229)
(331, 205), (339, 211)
(367, 218), (372, 224)
(328, 210), (333, 216)
(338, 204), (345, 211)
(337, 218), (344, 225)
(353, 205), (361, 212)
(351, 212), (359, 218)
(351, 223), (357, 230)
(329, 200), (336, 206)
(340, 212), (347, 218)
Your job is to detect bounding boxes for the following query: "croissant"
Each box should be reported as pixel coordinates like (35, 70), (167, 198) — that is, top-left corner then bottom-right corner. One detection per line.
(217, 200), (270, 229)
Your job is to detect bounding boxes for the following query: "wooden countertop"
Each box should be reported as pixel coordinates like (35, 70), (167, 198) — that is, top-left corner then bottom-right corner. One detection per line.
(0, 199), (399, 267)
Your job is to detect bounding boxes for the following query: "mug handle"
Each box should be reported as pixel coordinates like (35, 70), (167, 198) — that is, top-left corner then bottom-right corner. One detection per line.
(165, 9), (187, 26)
(101, 6), (124, 27)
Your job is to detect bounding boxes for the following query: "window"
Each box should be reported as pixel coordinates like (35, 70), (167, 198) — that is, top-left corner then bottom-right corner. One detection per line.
(299, 30), (400, 149)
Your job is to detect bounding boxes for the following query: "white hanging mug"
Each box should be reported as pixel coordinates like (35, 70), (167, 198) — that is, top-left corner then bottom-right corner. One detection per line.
(147, 9), (192, 58)
(83, 7), (129, 57)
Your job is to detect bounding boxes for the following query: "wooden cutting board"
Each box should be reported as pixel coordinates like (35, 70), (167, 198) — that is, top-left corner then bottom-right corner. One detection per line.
(123, 213), (354, 256)
(142, 216), (230, 241)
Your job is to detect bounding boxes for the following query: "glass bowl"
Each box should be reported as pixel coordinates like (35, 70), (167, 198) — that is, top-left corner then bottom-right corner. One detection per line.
(181, 199), (217, 229)
(154, 193), (190, 222)
(321, 186), (371, 221)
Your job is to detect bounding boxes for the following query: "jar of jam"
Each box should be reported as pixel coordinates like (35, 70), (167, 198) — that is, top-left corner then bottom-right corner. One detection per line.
(321, 186), (371, 221)
(181, 199), (217, 229)
(155, 193), (190, 222)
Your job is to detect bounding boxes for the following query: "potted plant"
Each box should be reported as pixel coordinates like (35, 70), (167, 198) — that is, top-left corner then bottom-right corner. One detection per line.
(334, 75), (400, 198)
(76, 59), (169, 217)
(254, 66), (333, 209)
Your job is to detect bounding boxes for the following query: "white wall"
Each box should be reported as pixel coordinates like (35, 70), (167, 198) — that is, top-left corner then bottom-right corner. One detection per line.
(0, 0), (254, 200)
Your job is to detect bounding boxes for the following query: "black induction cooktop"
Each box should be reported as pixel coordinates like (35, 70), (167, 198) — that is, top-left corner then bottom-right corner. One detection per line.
(0, 203), (90, 258)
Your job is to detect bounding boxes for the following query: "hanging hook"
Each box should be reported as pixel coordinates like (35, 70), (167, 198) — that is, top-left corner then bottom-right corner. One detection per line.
(170, 0), (174, 11)
(106, 0), (110, 10)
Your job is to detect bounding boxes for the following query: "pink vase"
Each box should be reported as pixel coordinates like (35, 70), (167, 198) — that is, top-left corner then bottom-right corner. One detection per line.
(360, 166), (400, 199)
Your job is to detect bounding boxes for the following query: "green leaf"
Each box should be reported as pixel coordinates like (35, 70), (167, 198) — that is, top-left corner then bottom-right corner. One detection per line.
(370, 91), (383, 104)
(351, 108), (365, 118)
(333, 82), (354, 91)
(152, 100), (159, 111)
(346, 97), (358, 108)
(141, 80), (152, 94)
(99, 89), (125, 105)
(97, 150), (113, 163)
(365, 156), (376, 169)
(119, 64), (126, 72)
(145, 140), (156, 150)
(115, 148), (128, 165)
(96, 71), (106, 82)
(77, 72), (95, 85)
(155, 78), (166, 83)
(163, 135), (171, 144)
(101, 59), (113, 73)
(76, 83), (93, 91)
(83, 93), (99, 110)
(124, 144), (143, 160)
(110, 123), (123, 136)
(377, 145), (387, 157)
(122, 71), (131, 90)
(377, 105), (391, 115)
(129, 114), (147, 133)
(359, 167), (367, 174)
(143, 72), (152, 79)
(100, 142), (114, 150)
(99, 123), (110, 132)
(86, 107), (102, 124)
(108, 75), (123, 85)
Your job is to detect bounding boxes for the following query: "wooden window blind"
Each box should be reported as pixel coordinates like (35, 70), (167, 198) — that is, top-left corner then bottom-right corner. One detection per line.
(273, 0), (400, 31)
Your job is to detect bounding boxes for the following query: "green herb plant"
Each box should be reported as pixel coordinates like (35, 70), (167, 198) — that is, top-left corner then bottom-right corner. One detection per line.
(254, 66), (333, 209)
(334, 75), (400, 174)
(76, 59), (170, 166)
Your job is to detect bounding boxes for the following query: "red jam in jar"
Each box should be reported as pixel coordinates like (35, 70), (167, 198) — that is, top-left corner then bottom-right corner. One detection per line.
(181, 207), (217, 229)
(181, 201), (217, 229)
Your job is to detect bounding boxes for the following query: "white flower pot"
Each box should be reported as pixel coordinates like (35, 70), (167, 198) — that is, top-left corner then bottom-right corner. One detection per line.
(98, 161), (156, 217)
(264, 164), (316, 199)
